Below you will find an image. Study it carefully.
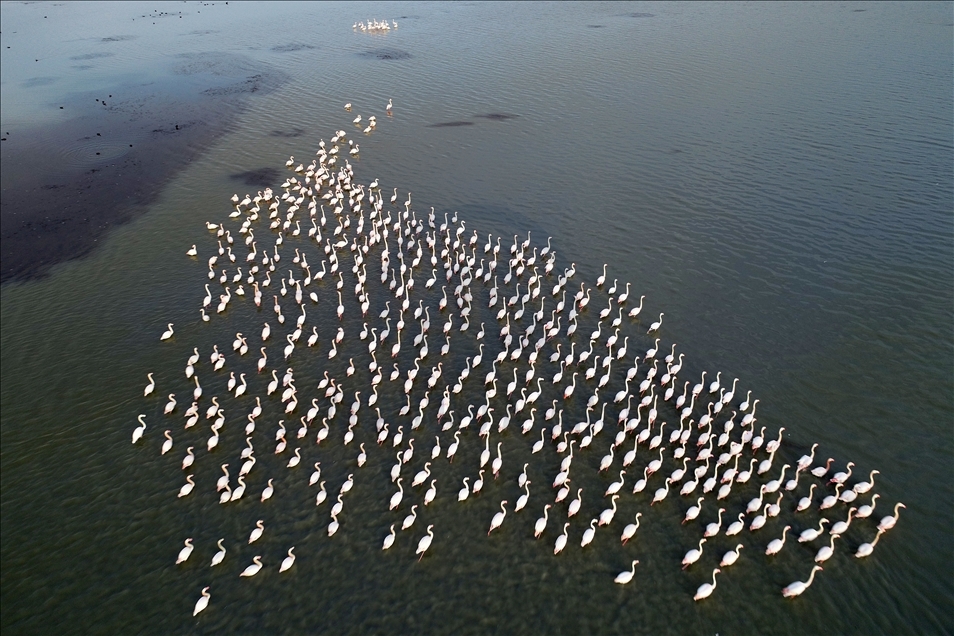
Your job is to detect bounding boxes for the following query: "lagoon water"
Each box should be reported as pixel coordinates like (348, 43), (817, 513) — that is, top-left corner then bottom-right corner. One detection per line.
(1, 2), (952, 634)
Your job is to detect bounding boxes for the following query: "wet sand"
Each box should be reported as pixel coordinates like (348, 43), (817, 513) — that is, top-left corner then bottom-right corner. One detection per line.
(0, 53), (286, 284)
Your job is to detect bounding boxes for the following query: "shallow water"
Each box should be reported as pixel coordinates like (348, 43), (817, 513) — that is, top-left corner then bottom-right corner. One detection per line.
(1, 2), (952, 634)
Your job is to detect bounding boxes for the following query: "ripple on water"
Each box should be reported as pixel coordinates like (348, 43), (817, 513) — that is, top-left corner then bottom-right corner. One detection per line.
(57, 136), (133, 167)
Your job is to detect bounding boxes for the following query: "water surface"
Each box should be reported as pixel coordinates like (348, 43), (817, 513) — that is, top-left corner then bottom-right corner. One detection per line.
(1, 2), (951, 634)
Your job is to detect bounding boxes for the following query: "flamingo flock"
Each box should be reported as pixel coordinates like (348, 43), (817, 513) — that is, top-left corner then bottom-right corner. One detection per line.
(132, 100), (903, 618)
(353, 19), (397, 33)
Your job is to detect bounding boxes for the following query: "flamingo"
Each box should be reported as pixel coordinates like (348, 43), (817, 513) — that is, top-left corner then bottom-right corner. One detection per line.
(877, 503), (905, 532)
(614, 560), (640, 584)
(693, 568), (721, 601)
(553, 523), (570, 554)
(620, 513), (642, 544)
(855, 529), (885, 558)
(416, 525), (435, 560)
(193, 587), (211, 616)
(176, 538), (194, 564)
(240, 556), (263, 577)
(488, 500), (508, 535)
(683, 538), (707, 569)
(782, 566), (823, 597)
(279, 547), (296, 572)
(720, 544), (744, 567)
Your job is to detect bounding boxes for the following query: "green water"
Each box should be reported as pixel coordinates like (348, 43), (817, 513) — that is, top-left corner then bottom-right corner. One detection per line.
(2, 2), (951, 634)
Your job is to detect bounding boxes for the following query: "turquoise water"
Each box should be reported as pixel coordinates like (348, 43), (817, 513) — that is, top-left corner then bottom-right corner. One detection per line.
(1, 2), (951, 634)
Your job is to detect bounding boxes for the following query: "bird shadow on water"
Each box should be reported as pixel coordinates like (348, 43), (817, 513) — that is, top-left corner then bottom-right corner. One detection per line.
(474, 113), (518, 122)
(270, 43), (318, 53)
(426, 121), (474, 128)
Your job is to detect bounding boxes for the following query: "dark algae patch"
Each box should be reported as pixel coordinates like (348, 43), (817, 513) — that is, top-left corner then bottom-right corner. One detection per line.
(271, 43), (317, 52)
(69, 52), (115, 60)
(270, 128), (306, 138)
(21, 77), (57, 88)
(231, 168), (281, 187)
(359, 48), (412, 60)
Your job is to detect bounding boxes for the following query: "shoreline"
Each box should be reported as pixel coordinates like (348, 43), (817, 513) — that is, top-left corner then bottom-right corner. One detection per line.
(0, 52), (286, 284)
